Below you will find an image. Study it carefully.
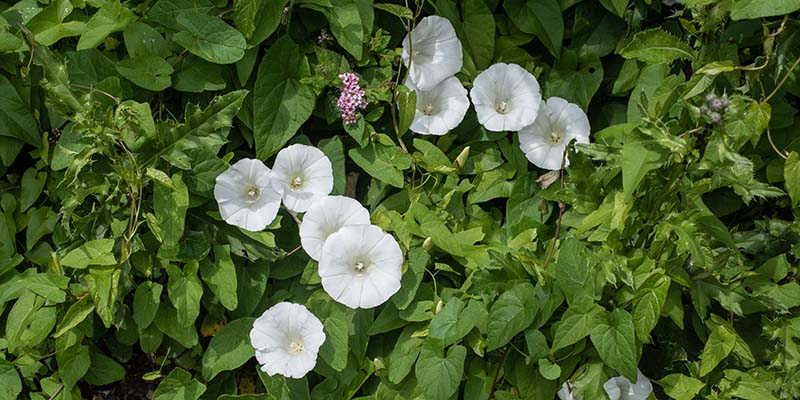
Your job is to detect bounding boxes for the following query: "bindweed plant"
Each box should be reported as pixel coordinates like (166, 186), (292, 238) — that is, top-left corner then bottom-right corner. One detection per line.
(0, 0), (799, 399)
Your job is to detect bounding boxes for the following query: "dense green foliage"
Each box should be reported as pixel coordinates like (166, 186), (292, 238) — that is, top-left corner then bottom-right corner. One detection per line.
(0, 0), (799, 399)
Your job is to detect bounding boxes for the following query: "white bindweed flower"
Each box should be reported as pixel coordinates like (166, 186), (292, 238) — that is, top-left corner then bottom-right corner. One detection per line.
(214, 158), (282, 231)
(557, 381), (583, 400)
(250, 302), (326, 379)
(469, 63), (542, 132)
(402, 15), (463, 91)
(270, 144), (334, 213)
(518, 97), (590, 170)
(299, 196), (371, 261)
(408, 76), (470, 135)
(603, 370), (653, 400)
(318, 224), (403, 309)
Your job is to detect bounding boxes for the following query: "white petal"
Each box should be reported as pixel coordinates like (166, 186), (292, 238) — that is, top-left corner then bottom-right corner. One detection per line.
(518, 97), (590, 170)
(402, 16), (463, 90)
(470, 63), (542, 132)
(214, 159), (281, 231)
(249, 302), (326, 379)
(603, 378), (623, 400)
(300, 196), (371, 261)
(319, 225), (403, 309)
(409, 77), (469, 136)
(603, 370), (653, 400)
(271, 144), (334, 213)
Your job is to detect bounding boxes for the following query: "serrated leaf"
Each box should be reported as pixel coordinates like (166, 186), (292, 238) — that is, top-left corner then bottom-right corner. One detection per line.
(620, 29), (694, 64)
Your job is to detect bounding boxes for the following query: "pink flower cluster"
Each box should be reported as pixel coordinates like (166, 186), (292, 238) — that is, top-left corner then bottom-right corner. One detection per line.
(337, 72), (367, 125)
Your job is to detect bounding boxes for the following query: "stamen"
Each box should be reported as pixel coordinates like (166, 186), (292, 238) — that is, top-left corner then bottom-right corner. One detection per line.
(354, 261), (365, 274)
(290, 176), (303, 189)
(495, 100), (509, 114)
(245, 186), (260, 201)
(423, 103), (435, 115)
(289, 340), (304, 353)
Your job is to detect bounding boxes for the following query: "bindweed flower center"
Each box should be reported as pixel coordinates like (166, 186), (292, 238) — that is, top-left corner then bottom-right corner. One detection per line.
(289, 340), (304, 353)
(423, 103), (435, 115)
(244, 186), (261, 202)
(354, 261), (366, 275)
(495, 100), (509, 114)
(548, 129), (564, 145)
(290, 176), (303, 189)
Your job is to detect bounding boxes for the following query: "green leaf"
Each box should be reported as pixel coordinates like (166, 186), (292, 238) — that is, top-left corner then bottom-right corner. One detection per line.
(487, 282), (539, 351)
(396, 86), (416, 138)
(429, 298), (487, 346)
(84, 350), (126, 386)
(133, 281), (162, 329)
(116, 55), (173, 91)
(154, 303), (199, 348)
(0, 74), (39, 146)
(415, 340), (467, 400)
(599, 0), (628, 17)
(462, 0), (495, 69)
(253, 35), (316, 158)
(373, 3), (413, 19)
(258, 371), (310, 400)
(200, 245), (238, 311)
(201, 317), (256, 380)
(349, 139), (412, 188)
(504, 0), (563, 57)
(785, 151), (800, 207)
(53, 296), (94, 337)
(173, 55), (227, 93)
(546, 50), (603, 110)
(234, 0), (259, 38)
(723, 369), (779, 400)
(174, 11), (247, 64)
(166, 261), (203, 327)
(61, 239), (116, 269)
(56, 343), (90, 390)
(620, 29), (695, 64)
(86, 267), (121, 328)
(310, 301), (351, 372)
(657, 374), (705, 400)
(153, 368), (206, 400)
(19, 169), (47, 213)
(248, 0), (286, 46)
(590, 309), (638, 381)
(698, 325), (736, 377)
(554, 239), (595, 304)
(77, 0), (136, 50)
(0, 358), (22, 400)
(392, 247), (428, 310)
(538, 358), (561, 381)
(632, 276), (670, 341)
(552, 297), (604, 351)
(154, 173), (189, 256)
(622, 142), (665, 199)
(322, 0), (364, 59)
(731, 0), (800, 20)
(26, 0), (84, 46)
(123, 21), (172, 58)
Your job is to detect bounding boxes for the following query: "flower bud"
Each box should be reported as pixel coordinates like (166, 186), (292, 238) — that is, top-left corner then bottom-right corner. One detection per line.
(454, 146), (470, 172)
(423, 237), (433, 250)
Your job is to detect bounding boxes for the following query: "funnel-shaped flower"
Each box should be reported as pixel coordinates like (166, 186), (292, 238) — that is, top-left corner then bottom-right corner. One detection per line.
(270, 144), (334, 213)
(214, 158), (282, 231)
(603, 370), (653, 400)
(518, 97), (590, 170)
(402, 16), (463, 91)
(250, 302), (326, 379)
(470, 63), (542, 132)
(318, 224), (403, 309)
(408, 76), (470, 135)
(299, 196), (371, 261)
